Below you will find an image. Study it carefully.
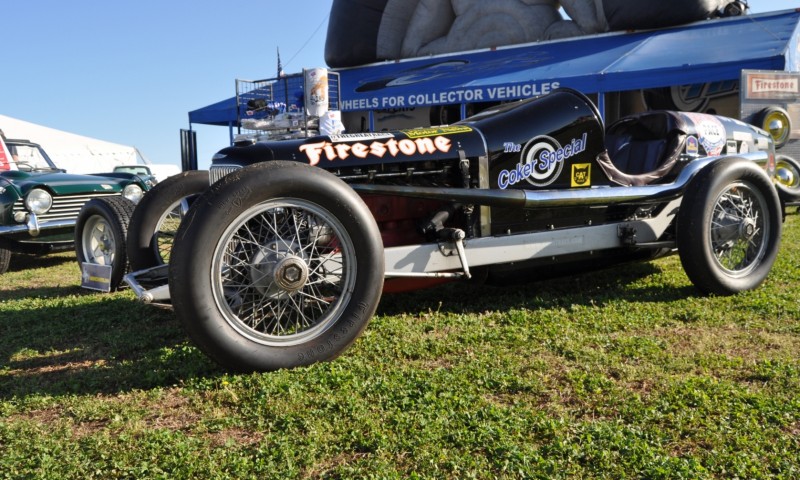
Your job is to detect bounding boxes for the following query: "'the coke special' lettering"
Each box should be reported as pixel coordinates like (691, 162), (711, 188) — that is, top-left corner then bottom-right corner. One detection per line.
(299, 136), (452, 165)
(498, 133), (587, 189)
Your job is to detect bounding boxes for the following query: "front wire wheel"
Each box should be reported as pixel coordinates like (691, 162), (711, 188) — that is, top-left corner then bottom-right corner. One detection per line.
(212, 198), (356, 347)
(678, 159), (781, 295)
(169, 161), (384, 372)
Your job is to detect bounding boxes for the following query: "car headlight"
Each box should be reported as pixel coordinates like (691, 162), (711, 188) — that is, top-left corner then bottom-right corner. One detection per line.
(24, 188), (53, 214)
(123, 184), (144, 204)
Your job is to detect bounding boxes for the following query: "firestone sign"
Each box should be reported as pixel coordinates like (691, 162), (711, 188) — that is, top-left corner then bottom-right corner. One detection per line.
(747, 73), (800, 99)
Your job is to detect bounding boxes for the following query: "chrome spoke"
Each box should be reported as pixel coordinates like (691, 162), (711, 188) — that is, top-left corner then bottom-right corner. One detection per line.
(211, 198), (356, 347)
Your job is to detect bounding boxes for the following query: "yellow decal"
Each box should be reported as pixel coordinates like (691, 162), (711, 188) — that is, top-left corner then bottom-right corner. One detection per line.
(402, 125), (473, 139)
(571, 163), (591, 187)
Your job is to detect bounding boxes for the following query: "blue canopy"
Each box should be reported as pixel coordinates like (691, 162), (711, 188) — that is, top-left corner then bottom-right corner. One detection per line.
(189, 9), (800, 125)
(188, 97), (237, 127)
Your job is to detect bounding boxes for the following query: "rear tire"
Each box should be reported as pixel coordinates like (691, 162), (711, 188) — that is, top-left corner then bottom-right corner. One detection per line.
(169, 161), (384, 372)
(0, 247), (10, 274)
(75, 196), (136, 291)
(127, 170), (209, 271)
(677, 159), (781, 295)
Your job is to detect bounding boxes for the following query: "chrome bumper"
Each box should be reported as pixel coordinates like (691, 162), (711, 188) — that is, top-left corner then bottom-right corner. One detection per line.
(0, 214), (75, 237)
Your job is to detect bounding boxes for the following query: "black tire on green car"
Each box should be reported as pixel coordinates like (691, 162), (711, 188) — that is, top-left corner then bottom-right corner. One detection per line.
(677, 158), (782, 295)
(0, 247), (10, 274)
(773, 154), (800, 204)
(75, 196), (136, 291)
(127, 170), (209, 271)
(169, 161), (385, 372)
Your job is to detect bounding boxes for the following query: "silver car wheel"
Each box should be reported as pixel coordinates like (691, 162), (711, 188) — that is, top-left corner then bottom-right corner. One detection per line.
(210, 198), (356, 347)
(709, 181), (769, 278)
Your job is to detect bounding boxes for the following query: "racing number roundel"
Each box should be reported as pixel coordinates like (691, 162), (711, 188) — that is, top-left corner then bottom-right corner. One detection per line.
(524, 135), (562, 187)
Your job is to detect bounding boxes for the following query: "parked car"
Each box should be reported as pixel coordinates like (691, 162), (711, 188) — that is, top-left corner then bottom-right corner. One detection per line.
(0, 136), (149, 281)
(113, 164), (158, 188)
(124, 88), (785, 372)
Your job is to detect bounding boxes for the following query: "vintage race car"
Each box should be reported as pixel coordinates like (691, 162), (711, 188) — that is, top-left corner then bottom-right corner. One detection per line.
(0, 136), (148, 279)
(124, 88), (784, 372)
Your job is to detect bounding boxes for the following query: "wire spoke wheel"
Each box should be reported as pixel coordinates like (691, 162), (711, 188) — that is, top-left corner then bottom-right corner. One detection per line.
(709, 181), (768, 277)
(127, 170), (209, 271)
(677, 159), (781, 295)
(212, 199), (356, 346)
(170, 161), (384, 371)
(153, 198), (190, 264)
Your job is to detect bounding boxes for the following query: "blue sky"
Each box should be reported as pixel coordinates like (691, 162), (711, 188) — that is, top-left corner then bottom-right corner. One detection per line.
(2, 1), (796, 170)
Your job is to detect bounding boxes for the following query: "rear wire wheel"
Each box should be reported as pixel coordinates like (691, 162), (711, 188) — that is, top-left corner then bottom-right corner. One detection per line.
(169, 161), (384, 371)
(127, 170), (209, 271)
(677, 159), (781, 295)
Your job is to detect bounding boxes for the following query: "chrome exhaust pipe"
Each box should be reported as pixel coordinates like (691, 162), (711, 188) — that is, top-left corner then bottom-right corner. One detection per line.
(350, 154), (767, 208)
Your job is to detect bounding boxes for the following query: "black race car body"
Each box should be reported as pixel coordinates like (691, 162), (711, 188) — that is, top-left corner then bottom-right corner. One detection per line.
(125, 89), (783, 371)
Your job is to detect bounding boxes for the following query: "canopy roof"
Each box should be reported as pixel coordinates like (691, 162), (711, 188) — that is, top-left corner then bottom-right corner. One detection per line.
(189, 9), (800, 126)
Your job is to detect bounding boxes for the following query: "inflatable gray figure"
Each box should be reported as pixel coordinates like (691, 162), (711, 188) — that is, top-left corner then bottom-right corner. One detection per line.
(325, 0), (742, 68)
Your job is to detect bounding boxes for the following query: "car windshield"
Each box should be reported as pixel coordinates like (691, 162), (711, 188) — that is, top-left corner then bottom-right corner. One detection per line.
(114, 166), (151, 175)
(7, 144), (57, 171)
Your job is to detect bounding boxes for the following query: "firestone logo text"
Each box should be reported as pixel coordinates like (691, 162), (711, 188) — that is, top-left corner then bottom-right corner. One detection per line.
(299, 136), (452, 166)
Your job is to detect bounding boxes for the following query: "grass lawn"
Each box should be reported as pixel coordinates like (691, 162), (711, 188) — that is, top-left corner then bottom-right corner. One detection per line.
(1, 213), (799, 479)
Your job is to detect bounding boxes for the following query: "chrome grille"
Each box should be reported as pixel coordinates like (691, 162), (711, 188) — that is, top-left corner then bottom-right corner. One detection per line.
(209, 165), (242, 184)
(13, 193), (119, 223)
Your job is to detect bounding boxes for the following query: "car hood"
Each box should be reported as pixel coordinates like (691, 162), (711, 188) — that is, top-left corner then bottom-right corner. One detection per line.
(0, 170), (128, 196)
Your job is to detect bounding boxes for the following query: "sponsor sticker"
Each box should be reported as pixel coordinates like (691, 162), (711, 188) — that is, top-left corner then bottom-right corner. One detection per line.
(328, 132), (395, 143)
(571, 163), (591, 187)
(685, 113), (726, 156)
(498, 133), (587, 189)
(686, 136), (699, 156)
(402, 125), (473, 139)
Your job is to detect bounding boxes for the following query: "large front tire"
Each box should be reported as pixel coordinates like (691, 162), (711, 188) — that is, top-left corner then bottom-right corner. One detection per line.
(75, 196), (136, 291)
(169, 161), (384, 372)
(677, 159), (782, 295)
(127, 170), (209, 271)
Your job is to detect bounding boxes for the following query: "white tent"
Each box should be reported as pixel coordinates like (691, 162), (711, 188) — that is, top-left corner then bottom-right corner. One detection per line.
(0, 114), (138, 174)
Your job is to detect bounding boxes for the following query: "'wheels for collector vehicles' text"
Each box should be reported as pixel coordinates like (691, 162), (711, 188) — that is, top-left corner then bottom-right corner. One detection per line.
(168, 161), (385, 372)
(677, 158), (782, 295)
(127, 170), (209, 271)
(75, 196), (136, 291)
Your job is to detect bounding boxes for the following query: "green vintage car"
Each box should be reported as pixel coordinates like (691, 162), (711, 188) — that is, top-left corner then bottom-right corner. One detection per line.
(0, 136), (148, 286)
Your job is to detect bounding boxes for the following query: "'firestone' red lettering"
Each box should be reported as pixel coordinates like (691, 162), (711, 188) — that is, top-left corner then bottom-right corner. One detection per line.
(299, 136), (452, 166)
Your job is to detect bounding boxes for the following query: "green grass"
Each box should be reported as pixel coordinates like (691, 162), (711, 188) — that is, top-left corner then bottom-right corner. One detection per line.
(2, 214), (800, 479)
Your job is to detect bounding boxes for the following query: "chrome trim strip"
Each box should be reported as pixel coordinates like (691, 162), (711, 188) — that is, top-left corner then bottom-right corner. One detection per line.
(0, 218), (75, 235)
(351, 154), (768, 209)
